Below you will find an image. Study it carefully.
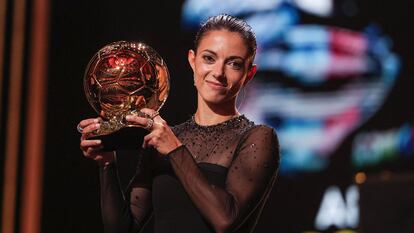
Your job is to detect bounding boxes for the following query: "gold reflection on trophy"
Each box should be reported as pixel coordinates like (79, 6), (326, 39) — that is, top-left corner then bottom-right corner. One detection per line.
(83, 41), (170, 136)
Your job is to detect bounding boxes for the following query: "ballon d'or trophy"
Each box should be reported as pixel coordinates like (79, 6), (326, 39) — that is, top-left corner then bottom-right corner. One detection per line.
(83, 40), (170, 150)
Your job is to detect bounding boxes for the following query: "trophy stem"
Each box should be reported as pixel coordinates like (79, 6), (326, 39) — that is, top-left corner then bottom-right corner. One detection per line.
(94, 114), (127, 136)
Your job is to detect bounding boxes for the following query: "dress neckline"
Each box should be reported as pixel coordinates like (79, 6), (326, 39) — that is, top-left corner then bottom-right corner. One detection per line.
(190, 114), (247, 130)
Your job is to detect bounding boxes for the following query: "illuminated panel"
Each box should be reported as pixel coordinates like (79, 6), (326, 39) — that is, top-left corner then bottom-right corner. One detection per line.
(314, 185), (359, 230)
(352, 123), (414, 168)
(181, 0), (285, 29)
(293, 0), (333, 17)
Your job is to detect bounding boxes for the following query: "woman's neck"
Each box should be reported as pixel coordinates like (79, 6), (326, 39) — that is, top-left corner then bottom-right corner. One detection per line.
(195, 97), (240, 126)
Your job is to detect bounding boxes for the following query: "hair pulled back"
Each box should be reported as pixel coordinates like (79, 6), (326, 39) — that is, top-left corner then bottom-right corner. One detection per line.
(194, 14), (257, 63)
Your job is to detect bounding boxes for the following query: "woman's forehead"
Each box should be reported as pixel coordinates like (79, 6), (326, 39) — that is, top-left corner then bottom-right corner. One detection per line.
(197, 30), (249, 57)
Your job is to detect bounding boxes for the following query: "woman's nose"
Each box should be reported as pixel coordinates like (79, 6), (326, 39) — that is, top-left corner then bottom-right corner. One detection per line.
(212, 62), (225, 79)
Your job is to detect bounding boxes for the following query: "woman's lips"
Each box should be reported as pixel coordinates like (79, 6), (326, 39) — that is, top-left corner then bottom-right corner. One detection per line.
(205, 80), (227, 89)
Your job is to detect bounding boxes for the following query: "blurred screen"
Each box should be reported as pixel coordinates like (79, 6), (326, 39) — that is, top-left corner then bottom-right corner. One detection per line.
(182, 0), (403, 175)
(181, 0), (413, 232)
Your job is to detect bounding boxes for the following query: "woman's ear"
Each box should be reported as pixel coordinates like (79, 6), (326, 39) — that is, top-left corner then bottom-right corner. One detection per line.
(244, 64), (257, 86)
(188, 49), (196, 71)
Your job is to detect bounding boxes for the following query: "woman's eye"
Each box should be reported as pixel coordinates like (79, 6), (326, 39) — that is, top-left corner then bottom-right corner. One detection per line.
(202, 55), (214, 63)
(228, 61), (243, 70)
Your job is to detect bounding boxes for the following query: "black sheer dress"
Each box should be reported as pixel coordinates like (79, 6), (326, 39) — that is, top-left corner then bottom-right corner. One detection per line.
(100, 115), (280, 233)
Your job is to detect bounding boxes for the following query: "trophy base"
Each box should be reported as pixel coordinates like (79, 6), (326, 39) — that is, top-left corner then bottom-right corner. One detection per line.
(90, 127), (148, 151)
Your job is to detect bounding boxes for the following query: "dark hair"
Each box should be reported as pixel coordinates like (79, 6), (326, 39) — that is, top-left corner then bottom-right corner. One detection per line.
(194, 14), (257, 63)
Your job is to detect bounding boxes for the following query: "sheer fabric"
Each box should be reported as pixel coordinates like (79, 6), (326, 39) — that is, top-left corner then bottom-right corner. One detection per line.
(100, 115), (280, 233)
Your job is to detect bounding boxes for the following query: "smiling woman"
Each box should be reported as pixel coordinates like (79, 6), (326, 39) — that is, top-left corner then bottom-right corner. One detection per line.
(78, 14), (280, 233)
(189, 30), (256, 109)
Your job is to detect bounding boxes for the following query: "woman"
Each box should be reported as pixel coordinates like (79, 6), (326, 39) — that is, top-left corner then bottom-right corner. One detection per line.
(78, 14), (280, 233)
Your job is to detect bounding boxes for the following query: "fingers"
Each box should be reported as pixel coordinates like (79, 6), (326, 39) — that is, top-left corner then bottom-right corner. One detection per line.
(125, 114), (148, 127)
(142, 129), (163, 148)
(80, 139), (101, 149)
(143, 132), (157, 149)
(79, 118), (102, 156)
(80, 139), (103, 158)
(78, 118), (100, 129)
(77, 117), (101, 135)
(141, 127), (182, 155)
(142, 134), (150, 148)
(80, 123), (101, 140)
(125, 111), (164, 130)
(139, 108), (162, 121)
(84, 147), (104, 159)
(139, 108), (155, 116)
(78, 117), (110, 161)
(80, 139), (101, 152)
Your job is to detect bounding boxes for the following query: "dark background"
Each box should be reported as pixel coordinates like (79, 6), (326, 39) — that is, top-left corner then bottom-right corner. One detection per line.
(44, 1), (194, 232)
(39, 1), (414, 233)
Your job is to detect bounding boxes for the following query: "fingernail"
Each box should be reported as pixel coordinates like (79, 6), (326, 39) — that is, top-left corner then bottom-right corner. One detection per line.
(95, 123), (100, 128)
(96, 140), (101, 144)
(126, 115), (132, 120)
(93, 119), (99, 123)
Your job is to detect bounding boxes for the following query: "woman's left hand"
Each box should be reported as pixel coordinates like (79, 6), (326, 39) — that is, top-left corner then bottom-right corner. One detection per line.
(125, 108), (182, 155)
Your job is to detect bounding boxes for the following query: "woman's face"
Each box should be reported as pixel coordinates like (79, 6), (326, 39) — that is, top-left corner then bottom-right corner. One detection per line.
(188, 29), (256, 106)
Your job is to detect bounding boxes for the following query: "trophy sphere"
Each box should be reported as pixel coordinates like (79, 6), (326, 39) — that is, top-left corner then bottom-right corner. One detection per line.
(84, 40), (170, 135)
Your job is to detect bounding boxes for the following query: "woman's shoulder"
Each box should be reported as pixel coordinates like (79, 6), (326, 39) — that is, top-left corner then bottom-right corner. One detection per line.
(241, 122), (279, 148)
(244, 120), (277, 137)
(235, 120), (280, 164)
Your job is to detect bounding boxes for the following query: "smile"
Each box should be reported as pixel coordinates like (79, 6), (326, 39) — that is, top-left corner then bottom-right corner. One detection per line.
(205, 80), (227, 89)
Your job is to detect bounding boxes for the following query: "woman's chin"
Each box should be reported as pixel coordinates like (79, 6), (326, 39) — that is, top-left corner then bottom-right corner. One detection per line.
(202, 95), (237, 107)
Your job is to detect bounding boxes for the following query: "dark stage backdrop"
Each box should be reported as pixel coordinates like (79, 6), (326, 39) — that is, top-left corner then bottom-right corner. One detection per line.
(43, 1), (194, 233)
(1, 1), (410, 233)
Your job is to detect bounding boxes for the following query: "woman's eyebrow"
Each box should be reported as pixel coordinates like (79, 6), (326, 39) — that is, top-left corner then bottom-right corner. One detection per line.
(200, 49), (247, 63)
(200, 49), (216, 55)
(227, 56), (245, 61)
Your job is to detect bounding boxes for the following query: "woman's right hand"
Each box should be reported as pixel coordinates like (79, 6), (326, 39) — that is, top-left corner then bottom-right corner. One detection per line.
(78, 118), (115, 166)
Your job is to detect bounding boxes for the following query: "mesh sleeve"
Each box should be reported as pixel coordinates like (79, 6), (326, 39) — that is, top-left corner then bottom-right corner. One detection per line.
(99, 149), (153, 233)
(168, 125), (280, 233)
